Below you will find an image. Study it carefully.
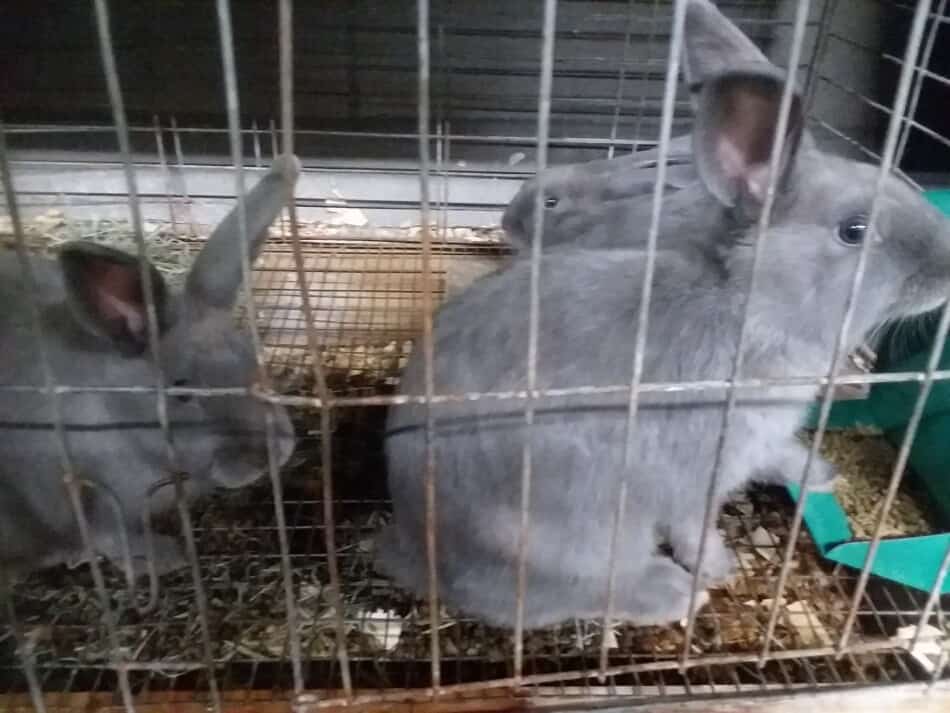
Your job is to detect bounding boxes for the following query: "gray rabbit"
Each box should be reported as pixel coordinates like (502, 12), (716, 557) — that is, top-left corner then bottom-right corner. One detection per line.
(0, 155), (300, 579)
(502, 134), (699, 252)
(378, 0), (950, 629)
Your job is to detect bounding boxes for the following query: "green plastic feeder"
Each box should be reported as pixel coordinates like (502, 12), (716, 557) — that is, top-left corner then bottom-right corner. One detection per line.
(787, 483), (950, 595)
(927, 189), (950, 215)
(786, 189), (950, 596)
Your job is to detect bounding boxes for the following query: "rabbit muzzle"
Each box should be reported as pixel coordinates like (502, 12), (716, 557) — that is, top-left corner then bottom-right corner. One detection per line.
(207, 409), (296, 487)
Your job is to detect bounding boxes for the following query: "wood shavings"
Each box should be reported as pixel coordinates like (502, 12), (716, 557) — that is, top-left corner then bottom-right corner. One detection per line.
(748, 526), (778, 561)
(785, 600), (833, 647)
(361, 609), (404, 652)
(803, 430), (935, 538)
(601, 626), (620, 651)
(895, 624), (945, 674)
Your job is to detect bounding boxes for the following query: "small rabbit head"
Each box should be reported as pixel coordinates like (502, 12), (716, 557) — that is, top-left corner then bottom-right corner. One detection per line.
(683, 0), (950, 348)
(501, 136), (696, 250)
(56, 155), (301, 489)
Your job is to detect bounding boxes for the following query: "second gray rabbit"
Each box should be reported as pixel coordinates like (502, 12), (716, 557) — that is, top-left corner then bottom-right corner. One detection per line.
(0, 155), (301, 580)
(501, 134), (697, 252)
(378, 0), (950, 629)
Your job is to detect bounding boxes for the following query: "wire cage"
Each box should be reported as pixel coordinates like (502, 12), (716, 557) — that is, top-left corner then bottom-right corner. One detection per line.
(1, 0), (950, 711)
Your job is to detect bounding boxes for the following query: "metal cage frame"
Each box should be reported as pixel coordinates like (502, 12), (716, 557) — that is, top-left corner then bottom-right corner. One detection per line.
(1, 1), (950, 711)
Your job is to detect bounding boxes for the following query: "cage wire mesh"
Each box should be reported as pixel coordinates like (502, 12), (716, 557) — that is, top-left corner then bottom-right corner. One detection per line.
(1, 0), (950, 710)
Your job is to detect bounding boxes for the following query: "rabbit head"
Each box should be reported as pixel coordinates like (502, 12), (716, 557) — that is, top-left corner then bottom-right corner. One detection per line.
(0, 155), (300, 576)
(682, 0), (950, 350)
(501, 135), (697, 251)
(57, 156), (301, 487)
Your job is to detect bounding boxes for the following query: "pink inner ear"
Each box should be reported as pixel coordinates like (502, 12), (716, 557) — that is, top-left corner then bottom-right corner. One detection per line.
(88, 262), (147, 336)
(713, 83), (788, 204)
(716, 136), (774, 203)
(716, 136), (748, 181)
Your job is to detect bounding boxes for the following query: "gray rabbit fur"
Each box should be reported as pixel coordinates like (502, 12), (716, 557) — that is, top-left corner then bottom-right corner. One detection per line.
(501, 134), (698, 252)
(0, 155), (301, 580)
(378, 0), (950, 630)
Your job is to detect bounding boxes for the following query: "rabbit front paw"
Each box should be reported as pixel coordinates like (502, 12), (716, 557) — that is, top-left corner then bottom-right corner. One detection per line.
(773, 441), (839, 492)
(800, 455), (838, 492)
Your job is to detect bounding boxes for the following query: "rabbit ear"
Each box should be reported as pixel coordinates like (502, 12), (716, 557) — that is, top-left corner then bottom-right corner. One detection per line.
(682, 0), (771, 96)
(685, 0), (804, 209)
(59, 241), (170, 356)
(693, 73), (804, 209)
(185, 154), (301, 310)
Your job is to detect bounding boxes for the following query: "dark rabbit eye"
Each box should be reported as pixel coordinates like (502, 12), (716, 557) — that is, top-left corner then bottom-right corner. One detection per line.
(544, 195), (558, 208)
(837, 215), (868, 246)
(171, 378), (194, 403)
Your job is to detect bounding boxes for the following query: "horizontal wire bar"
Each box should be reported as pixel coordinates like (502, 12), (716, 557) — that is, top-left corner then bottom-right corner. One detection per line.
(12, 635), (920, 691)
(2, 367), (947, 400)
(3, 123), (678, 150)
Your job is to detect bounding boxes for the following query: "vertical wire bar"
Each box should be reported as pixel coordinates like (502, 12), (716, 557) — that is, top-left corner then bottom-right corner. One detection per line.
(416, 0), (442, 692)
(909, 532), (950, 652)
(606, 0), (636, 159)
(270, 0), (305, 694)
(252, 119), (263, 168)
(277, 0), (351, 697)
(681, 0), (812, 666)
(758, 0), (934, 660)
(0, 128), (50, 713)
(599, 0), (688, 680)
(803, 0), (839, 114)
(630, 0), (664, 150)
(895, 0), (947, 162)
(597, 482), (627, 681)
(169, 116), (197, 237)
(435, 17), (449, 246)
(152, 116), (178, 236)
(512, 0), (558, 682)
(92, 2), (223, 708)
(439, 120), (451, 245)
(270, 119), (279, 158)
(214, 0), (317, 699)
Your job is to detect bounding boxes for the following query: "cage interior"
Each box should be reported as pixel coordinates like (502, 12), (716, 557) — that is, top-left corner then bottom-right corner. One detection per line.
(1, 0), (950, 709)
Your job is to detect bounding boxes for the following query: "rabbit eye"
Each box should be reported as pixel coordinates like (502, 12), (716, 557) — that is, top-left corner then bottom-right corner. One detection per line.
(171, 378), (194, 404)
(837, 215), (868, 246)
(544, 195), (558, 208)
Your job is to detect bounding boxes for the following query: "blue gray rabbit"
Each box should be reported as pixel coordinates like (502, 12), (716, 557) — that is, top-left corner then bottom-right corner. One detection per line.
(378, 0), (950, 629)
(0, 155), (301, 579)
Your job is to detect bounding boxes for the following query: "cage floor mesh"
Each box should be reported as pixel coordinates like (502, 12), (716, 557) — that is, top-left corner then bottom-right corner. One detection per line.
(0, 237), (944, 706)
